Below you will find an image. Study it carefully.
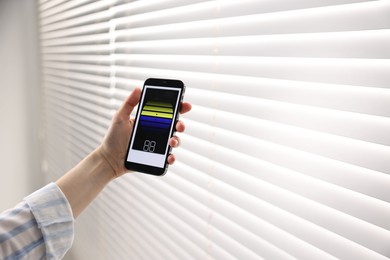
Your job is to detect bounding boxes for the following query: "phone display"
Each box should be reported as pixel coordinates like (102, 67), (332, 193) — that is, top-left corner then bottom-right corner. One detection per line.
(124, 78), (185, 175)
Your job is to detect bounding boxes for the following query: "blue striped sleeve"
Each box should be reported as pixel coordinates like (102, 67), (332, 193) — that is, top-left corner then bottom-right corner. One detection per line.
(1, 183), (74, 259)
(0, 202), (45, 259)
(25, 182), (74, 259)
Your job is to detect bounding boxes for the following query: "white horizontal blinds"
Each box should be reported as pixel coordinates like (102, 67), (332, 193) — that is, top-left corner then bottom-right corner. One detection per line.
(39, 0), (114, 182)
(39, 2), (116, 259)
(110, 1), (390, 260)
(38, 0), (390, 260)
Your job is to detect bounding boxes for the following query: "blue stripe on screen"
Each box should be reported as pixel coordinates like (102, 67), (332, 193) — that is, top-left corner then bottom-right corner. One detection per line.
(140, 121), (170, 129)
(140, 116), (172, 124)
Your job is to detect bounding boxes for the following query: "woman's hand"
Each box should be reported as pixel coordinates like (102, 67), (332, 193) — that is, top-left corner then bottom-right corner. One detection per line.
(98, 87), (192, 178)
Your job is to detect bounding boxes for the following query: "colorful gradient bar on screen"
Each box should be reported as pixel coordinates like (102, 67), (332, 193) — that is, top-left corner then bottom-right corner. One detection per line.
(140, 101), (173, 130)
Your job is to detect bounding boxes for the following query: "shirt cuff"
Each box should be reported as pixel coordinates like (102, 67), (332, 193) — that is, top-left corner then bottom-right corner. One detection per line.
(24, 183), (74, 259)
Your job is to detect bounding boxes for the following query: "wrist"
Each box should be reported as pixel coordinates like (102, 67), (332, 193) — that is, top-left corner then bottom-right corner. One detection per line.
(94, 147), (118, 180)
(56, 148), (117, 218)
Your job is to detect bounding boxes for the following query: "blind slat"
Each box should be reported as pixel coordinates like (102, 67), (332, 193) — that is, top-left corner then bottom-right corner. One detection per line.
(112, 55), (390, 87)
(113, 30), (390, 59)
(42, 44), (110, 54)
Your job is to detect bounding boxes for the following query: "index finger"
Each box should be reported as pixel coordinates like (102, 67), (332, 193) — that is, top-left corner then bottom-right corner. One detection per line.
(180, 102), (192, 115)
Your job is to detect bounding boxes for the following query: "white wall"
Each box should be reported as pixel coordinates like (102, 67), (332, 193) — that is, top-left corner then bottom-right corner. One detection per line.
(0, 0), (42, 210)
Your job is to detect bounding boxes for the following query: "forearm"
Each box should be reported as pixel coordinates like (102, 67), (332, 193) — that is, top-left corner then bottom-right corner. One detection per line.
(54, 89), (190, 219)
(56, 147), (116, 218)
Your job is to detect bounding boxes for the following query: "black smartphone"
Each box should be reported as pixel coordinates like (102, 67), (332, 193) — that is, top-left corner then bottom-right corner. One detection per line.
(124, 78), (185, 176)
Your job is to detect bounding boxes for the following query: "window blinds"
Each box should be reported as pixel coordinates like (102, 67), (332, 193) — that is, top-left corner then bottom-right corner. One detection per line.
(38, 0), (390, 259)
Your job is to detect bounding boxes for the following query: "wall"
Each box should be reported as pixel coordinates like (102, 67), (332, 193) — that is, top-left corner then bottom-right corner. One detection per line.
(0, 0), (41, 210)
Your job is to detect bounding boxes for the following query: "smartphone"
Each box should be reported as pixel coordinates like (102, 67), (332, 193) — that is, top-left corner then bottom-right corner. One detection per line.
(124, 78), (185, 176)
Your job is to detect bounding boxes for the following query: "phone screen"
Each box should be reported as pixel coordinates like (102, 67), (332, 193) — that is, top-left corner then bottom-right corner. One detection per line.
(125, 79), (184, 175)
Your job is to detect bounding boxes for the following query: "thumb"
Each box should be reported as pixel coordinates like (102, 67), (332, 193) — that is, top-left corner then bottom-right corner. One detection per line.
(117, 87), (141, 119)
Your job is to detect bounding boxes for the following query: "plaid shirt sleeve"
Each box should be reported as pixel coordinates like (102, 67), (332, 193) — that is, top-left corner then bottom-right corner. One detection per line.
(0, 183), (74, 259)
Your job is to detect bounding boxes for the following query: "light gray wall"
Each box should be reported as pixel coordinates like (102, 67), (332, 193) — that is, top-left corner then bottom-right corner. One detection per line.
(0, 0), (42, 210)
